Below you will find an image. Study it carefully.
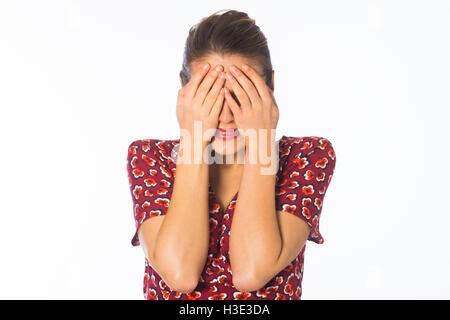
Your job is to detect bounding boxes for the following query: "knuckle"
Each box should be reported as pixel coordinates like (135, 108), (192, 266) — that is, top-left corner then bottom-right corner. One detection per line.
(209, 71), (218, 79)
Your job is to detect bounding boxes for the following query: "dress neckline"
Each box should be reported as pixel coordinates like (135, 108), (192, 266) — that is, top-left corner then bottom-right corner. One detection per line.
(208, 183), (239, 215)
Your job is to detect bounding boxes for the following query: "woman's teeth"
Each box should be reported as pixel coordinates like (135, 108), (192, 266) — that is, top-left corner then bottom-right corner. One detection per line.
(221, 130), (237, 135)
(215, 129), (240, 139)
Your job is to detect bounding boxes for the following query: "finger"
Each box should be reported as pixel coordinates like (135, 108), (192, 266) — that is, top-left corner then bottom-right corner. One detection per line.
(210, 87), (225, 119)
(225, 71), (251, 112)
(204, 71), (226, 114)
(194, 65), (223, 105)
(228, 65), (261, 107)
(185, 63), (211, 101)
(223, 87), (242, 120)
(240, 64), (272, 103)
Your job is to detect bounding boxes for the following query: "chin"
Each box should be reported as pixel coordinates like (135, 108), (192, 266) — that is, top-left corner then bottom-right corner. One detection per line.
(211, 135), (246, 157)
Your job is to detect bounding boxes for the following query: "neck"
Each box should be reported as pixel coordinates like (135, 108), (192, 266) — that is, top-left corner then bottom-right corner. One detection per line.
(209, 160), (243, 178)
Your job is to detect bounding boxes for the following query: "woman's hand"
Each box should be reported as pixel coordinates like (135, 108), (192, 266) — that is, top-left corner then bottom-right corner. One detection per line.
(224, 64), (279, 160)
(176, 63), (226, 143)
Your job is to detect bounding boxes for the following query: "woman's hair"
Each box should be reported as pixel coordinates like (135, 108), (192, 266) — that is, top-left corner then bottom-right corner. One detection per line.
(180, 9), (273, 88)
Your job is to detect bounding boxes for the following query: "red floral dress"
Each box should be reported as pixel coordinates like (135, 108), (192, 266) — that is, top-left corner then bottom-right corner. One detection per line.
(126, 135), (336, 300)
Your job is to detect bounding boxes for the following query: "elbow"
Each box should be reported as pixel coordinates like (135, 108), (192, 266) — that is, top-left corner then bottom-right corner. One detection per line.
(165, 273), (199, 294)
(150, 253), (199, 294)
(232, 271), (265, 293)
(156, 263), (199, 293)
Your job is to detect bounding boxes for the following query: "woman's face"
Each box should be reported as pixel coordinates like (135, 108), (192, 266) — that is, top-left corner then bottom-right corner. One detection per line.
(184, 54), (274, 159)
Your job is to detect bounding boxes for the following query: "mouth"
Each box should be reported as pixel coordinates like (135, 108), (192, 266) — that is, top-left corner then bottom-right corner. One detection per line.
(215, 128), (240, 140)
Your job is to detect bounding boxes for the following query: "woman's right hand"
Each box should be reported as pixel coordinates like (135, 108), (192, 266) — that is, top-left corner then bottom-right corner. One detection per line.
(176, 63), (226, 143)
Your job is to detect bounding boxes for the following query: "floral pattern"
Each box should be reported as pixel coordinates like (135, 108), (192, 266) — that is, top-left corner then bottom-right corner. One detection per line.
(126, 136), (336, 300)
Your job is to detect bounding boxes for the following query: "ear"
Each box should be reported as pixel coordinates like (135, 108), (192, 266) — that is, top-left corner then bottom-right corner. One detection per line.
(179, 71), (185, 87)
(270, 70), (275, 92)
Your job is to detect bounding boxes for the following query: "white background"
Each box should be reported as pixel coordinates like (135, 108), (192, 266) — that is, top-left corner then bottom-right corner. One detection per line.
(0, 0), (449, 299)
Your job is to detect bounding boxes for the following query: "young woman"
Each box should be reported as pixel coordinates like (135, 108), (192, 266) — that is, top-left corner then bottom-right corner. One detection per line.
(127, 9), (336, 300)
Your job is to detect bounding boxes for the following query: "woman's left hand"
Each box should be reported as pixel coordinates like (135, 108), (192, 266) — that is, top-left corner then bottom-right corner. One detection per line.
(224, 64), (279, 155)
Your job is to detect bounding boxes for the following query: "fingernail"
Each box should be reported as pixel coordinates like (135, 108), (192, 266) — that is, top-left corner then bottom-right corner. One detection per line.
(203, 63), (209, 70)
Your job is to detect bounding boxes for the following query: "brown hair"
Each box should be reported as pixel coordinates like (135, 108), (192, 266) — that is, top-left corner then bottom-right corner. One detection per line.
(180, 9), (273, 88)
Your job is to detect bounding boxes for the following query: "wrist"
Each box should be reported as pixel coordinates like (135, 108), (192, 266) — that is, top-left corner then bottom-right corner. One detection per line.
(178, 135), (210, 165)
(244, 131), (277, 163)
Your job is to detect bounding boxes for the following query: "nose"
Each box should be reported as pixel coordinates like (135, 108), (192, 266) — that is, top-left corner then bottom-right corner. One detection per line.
(218, 79), (240, 123)
(218, 99), (234, 123)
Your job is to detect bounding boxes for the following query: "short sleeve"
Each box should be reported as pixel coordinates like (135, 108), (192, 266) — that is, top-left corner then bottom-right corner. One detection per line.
(275, 137), (336, 244)
(126, 139), (175, 247)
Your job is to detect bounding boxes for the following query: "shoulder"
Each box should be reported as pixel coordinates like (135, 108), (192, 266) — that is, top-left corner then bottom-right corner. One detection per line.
(278, 135), (336, 171)
(127, 138), (180, 170)
(280, 135), (334, 152)
(128, 138), (180, 156)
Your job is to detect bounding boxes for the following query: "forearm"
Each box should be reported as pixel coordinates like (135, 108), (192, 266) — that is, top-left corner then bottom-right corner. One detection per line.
(229, 146), (281, 285)
(152, 140), (210, 282)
